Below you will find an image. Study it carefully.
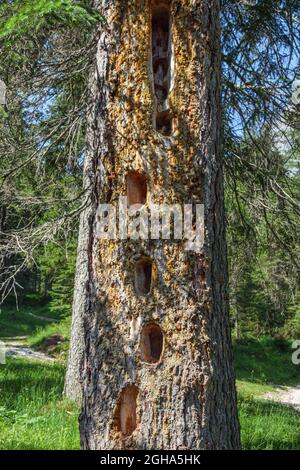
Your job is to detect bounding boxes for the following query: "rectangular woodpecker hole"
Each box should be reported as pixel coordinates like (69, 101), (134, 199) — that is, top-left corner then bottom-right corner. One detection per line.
(115, 385), (139, 437)
(126, 172), (147, 207)
(135, 258), (152, 296)
(156, 111), (172, 136)
(151, 1), (173, 136)
(152, 1), (171, 105)
(140, 322), (164, 363)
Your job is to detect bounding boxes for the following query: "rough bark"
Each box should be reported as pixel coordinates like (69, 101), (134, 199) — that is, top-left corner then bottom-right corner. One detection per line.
(79, 0), (240, 449)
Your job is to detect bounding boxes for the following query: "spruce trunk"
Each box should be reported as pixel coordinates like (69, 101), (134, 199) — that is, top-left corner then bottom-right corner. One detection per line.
(79, 0), (240, 449)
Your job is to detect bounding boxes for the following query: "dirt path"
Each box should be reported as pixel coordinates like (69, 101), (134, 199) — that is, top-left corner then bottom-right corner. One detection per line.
(264, 385), (300, 411)
(2, 337), (55, 362)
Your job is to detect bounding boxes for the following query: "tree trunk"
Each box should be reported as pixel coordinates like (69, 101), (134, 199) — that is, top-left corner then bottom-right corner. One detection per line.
(79, 0), (240, 449)
(64, 12), (102, 402)
(234, 303), (239, 340)
(63, 185), (91, 402)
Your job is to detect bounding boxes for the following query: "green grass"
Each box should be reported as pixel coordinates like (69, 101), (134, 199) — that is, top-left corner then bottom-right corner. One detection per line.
(28, 317), (71, 358)
(0, 358), (79, 450)
(237, 379), (273, 397)
(0, 350), (299, 451)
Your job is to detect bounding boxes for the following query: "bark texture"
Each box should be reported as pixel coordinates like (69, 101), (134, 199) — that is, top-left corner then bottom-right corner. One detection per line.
(79, 0), (240, 449)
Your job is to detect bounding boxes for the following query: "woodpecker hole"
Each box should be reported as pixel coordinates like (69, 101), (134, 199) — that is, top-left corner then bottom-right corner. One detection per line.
(151, 1), (173, 135)
(135, 258), (153, 296)
(126, 172), (147, 207)
(115, 385), (139, 437)
(155, 111), (172, 136)
(140, 322), (164, 363)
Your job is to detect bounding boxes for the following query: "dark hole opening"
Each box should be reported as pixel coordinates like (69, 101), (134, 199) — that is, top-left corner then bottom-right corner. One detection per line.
(152, 5), (170, 34)
(156, 111), (172, 136)
(140, 323), (164, 363)
(135, 258), (152, 295)
(151, 2), (172, 109)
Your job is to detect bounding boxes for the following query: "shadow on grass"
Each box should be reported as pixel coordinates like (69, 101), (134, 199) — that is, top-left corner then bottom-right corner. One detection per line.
(234, 336), (300, 387)
(0, 359), (65, 409)
(0, 305), (63, 339)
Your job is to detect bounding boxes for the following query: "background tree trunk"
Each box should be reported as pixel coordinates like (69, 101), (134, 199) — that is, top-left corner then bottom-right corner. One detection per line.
(79, 0), (240, 449)
(63, 160), (93, 402)
(64, 1), (102, 402)
(234, 301), (239, 340)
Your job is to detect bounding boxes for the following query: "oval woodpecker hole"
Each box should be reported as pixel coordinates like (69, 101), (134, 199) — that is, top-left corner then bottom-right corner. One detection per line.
(135, 258), (153, 296)
(140, 322), (164, 364)
(152, 2), (171, 106)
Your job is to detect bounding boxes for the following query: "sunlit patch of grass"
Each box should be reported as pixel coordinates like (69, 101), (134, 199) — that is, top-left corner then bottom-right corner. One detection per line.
(0, 306), (53, 338)
(239, 395), (300, 450)
(235, 336), (300, 450)
(236, 379), (274, 397)
(28, 317), (71, 359)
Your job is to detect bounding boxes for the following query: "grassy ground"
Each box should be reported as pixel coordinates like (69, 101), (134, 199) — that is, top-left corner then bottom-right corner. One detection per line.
(239, 398), (300, 450)
(0, 359), (79, 450)
(28, 317), (71, 357)
(1, 307), (300, 450)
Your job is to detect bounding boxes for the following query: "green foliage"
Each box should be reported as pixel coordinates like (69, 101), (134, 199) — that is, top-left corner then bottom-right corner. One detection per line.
(0, 0), (92, 303)
(0, 0), (103, 42)
(227, 130), (300, 337)
(280, 300), (300, 339)
(3, 241), (76, 317)
(37, 242), (77, 317)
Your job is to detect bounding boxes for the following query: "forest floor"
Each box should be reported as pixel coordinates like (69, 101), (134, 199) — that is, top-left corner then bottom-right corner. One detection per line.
(1, 306), (300, 449)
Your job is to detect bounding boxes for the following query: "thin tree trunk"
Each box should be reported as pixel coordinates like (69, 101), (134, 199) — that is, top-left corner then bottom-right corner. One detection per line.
(79, 0), (240, 449)
(63, 181), (92, 402)
(64, 8), (102, 402)
(234, 300), (239, 340)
